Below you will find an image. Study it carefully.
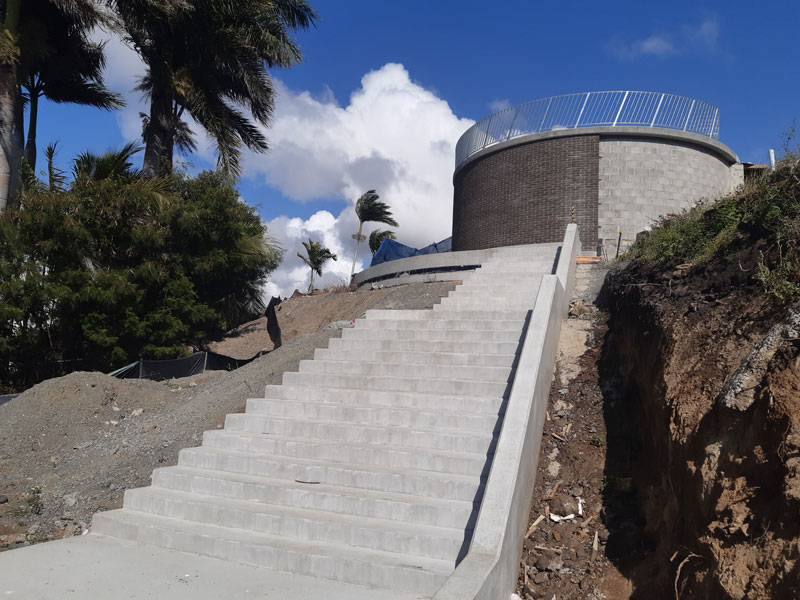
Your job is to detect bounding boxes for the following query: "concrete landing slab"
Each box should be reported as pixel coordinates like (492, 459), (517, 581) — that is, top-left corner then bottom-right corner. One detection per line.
(0, 534), (427, 600)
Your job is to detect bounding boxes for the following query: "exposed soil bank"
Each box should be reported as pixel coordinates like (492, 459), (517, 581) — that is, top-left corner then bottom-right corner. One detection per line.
(601, 255), (800, 599)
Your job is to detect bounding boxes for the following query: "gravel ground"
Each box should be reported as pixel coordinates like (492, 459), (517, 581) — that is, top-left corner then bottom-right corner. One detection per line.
(0, 282), (455, 550)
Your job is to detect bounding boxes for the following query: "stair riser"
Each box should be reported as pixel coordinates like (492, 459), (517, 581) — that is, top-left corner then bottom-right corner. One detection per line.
(355, 318), (524, 331)
(91, 513), (448, 596)
(433, 302), (532, 312)
(179, 448), (484, 501)
(263, 385), (506, 413)
(150, 470), (475, 529)
(281, 372), (509, 397)
(314, 347), (515, 368)
(202, 430), (490, 476)
(364, 309), (528, 321)
(223, 414), (494, 454)
(246, 398), (501, 432)
(340, 327), (522, 343)
(297, 359), (512, 382)
(123, 490), (464, 561)
(326, 337), (520, 355)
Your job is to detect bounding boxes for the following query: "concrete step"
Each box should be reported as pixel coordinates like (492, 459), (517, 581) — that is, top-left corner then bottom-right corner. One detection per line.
(297, 358), (513, 383)
(280, 371), (510, 397)
(364, 308), (528, 321)
(440, 291), (537, 303)
(354, 317), (524, 331)
(121, 487), (467, 561)
(202, 429), (493, 476)
(264, 384), (506, 413)
(223, 414), (495, 454)
(92, 509), (452, 595)
(326, 336), (521, 355)
(433, 299), (533, 312)
(454, 282), (542, 293)
(179, 446), (485, 501)
(340, 326), (523, 343)
(474, 263), (554, 273)
(149, 466), (476, 530)
(313, 346), (516, 368)
(245, 397), (500, 432)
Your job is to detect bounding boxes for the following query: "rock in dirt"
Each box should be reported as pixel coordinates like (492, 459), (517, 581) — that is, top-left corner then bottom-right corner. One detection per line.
(535, 550), (563, 572)
(550, 494), (578, 516)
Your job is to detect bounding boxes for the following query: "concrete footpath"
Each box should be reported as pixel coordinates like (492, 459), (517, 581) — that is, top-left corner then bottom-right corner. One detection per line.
(0, 535), (425, 599)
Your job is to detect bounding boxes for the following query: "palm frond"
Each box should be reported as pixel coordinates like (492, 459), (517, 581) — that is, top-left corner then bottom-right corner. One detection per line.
(355, 190), (398, 228)
(369, 228), (396, 254)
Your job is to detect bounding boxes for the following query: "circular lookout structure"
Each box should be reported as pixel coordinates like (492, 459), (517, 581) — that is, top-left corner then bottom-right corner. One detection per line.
(452, 91), (742, 255)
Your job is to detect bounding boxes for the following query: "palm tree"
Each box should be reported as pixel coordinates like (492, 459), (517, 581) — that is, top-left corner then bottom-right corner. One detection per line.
(20, 1), (122, 171)
(369, 228), (395, 254)
(0, 0), (110, 210)
(297, 238), (336, 293)
(350, 190), (397, 276)
(112, 0), (317, 178)
(72, 142), (143, 182)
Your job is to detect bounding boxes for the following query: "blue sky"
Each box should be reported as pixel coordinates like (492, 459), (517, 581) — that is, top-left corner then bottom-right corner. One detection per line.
(32, 0), (800, 293)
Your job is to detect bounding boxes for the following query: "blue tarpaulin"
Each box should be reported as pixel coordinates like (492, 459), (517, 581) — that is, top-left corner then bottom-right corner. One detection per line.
(370, 237), (452, 267)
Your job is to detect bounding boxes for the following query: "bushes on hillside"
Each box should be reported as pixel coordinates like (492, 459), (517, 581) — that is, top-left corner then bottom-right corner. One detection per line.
(0, 170), (281, 388)
(627, 151), (800, 301)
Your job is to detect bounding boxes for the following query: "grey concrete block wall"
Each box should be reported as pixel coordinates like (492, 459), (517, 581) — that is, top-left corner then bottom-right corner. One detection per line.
(598, 136), (742, 257)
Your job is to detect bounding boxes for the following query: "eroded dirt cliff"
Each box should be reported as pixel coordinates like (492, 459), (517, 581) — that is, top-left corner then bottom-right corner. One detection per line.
(603, 253), (800, 598)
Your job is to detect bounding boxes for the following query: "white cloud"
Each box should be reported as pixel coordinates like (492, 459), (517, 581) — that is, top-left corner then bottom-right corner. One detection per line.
(685, 17), (720, 49)
(249, 63), (474, 296)
(90, 28), (148, 142)
(94, 42), (473, 297)
(488, 99), (512, 112)
(608, 15), (720, 60)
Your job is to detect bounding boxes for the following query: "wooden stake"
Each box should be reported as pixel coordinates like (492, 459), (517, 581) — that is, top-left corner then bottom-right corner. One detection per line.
(547, 482), (560, 500)
(525, 515), (545, 538)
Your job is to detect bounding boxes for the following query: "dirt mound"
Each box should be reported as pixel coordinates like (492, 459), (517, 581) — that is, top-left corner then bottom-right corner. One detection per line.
(210, 284), (453, 359)
(0, 282), (454, 550)
(602, 250), (800, 599)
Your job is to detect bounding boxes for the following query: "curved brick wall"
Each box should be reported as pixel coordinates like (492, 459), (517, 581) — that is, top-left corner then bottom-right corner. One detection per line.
(452, 136), (599, 251)
(452, 128), (741, 254)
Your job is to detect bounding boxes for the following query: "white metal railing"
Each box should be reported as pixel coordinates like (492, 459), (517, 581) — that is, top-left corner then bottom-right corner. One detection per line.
(455, 91), (720, 166)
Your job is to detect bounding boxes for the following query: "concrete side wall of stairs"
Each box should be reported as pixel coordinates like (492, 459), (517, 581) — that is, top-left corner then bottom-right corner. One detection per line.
(90, 226), (579, 599)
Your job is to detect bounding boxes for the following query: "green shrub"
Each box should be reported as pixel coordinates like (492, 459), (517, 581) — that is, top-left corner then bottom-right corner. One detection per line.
(0, 170), (282, 388)
(626, 150), (800, 302)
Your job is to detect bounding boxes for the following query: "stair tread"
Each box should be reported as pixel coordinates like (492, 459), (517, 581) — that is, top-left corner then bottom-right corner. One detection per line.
(127, 486), (467, 539)
(227, 413), (496, 439)
(247, 397), (503, 419)
(153, 465), (477, 511)
(266, 384), (506, 405)
(94, 509), (455, 575)
(182, 445), (486, 485)
(204, 429), (493, 461)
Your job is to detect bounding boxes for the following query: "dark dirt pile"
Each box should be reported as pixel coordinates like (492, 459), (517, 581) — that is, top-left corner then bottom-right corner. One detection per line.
(601, 252), (800, 599)
(0, 282), (454, 550)
(517, 264), (636, 599)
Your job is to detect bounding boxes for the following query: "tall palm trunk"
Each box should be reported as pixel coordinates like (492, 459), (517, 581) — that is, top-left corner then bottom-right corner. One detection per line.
(142, 86), (173, 177)
(0, 0), (21, 212)
(24, 91), (38, 170)
(350, 221), (363, 277)
(307, 268), (314, 294)
(0, 65), (16, 212)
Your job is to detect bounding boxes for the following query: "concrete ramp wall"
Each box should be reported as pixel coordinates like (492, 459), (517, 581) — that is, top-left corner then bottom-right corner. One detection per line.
(434, 224), (579, 600)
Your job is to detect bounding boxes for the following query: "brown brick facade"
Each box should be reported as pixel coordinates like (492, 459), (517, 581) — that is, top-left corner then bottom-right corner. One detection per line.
(452, 135), (599, 251)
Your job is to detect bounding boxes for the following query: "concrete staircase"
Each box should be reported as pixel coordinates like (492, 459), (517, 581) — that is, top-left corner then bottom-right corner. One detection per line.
(91, 243), (561, 597)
